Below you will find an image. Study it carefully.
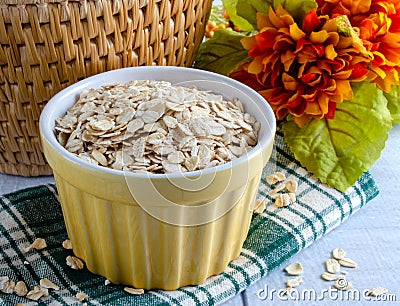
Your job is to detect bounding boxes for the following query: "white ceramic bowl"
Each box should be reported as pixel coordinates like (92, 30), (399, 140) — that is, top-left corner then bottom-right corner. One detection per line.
(39, 66), (276, 290)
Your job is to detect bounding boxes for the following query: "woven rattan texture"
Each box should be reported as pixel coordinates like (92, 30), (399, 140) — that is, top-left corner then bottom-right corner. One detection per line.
(0, 0), (212, 176)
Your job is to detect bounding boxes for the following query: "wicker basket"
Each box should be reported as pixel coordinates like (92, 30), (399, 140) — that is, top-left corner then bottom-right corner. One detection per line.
(0, 0), (212, 176)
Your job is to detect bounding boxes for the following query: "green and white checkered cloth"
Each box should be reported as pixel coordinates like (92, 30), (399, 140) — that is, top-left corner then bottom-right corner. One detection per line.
(0, 130), (379, 305)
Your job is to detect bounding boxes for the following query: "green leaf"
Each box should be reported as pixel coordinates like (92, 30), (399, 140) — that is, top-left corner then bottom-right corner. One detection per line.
(223, 0), (317, 30)
(222, 0), (255, 31)
(194, 30), (251, 76)
(282, 82), (392, 192)
(274, 0), (318, 24)
(236, 0), (271, 29)
(234, 0), (316, 30)
(383, 84), (400, 124)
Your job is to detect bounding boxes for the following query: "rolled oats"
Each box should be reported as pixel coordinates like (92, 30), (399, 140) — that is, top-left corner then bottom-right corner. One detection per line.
(40, 278), (60, 290)
(286, 277), (302, 288)
(76, 292), (88, 301)
(66, 255), (85, 270)
(24, 238), (47, 253)
(321, 272), (343, 281)
(55, 81), (259, 174)
(14, 281), (28, 297)
(288, 192), (296, 203)
(338, 258), (357, 268)
(253, 200), (266, 214)
(0, 276), (9, 288)
(332, 247), (346, 260)
(124, 287), (145, 295)
(1, 278), (15, 294)
(274, 193), (292, 208)
(62, 239), (73, 250)
(285, 262), (303, 276)
(26, 286), (49, 301)
(367, 287), (388, 297)
(326, 258), (341, 274)
(285, 180), (298, 193)
(269, 183), (286, 196)
(282, 286), (292, 295)
(266, 172), (286, 185)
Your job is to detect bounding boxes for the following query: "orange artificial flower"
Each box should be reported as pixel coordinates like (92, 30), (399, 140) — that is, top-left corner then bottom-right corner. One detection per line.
(230, 6), (371, 127)
(317, 0), (400, 91)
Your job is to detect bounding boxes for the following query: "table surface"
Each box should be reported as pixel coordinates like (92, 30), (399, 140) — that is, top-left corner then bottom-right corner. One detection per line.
(1, 0), (399, 302)
(1, 124), (399, 305)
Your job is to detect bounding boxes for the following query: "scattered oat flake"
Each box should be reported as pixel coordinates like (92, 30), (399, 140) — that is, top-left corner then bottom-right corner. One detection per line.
(253, 200), (266, 214)
(105, 279), (111, 286)
(367, 287), (388, 297)
(321, 272), (343, 281)
(338, 258), (357, 268)
(1, 278), (15, 294)
(283, 286), (292, 295)
(66, 255), (85, 270)
(124, 287), (145, 295)
(76, 292), (88, 301)
(274, 193), (292, 208)
(266, 172), (286, 185)
(326, 258), (341, 274)
(24, 238), (47, 253)
(332, 247), (346, 260)
(288, 192), (296, 203)
(40, 278), (60, 290)
(23, 260), (30, 265)
(285, 262), (303, 276)
(26, 286), (49, 301)
(269, 183), (285, 196)
(286, 277), (302, 288)
(62, 239), (73, 250)
(0, 276), (9, 288)
(285, 180), (298, 193)
(14, 281), (28, 297)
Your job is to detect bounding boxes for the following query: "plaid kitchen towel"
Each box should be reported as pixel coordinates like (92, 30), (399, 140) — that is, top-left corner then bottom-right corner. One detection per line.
(0, 130), (379, 305)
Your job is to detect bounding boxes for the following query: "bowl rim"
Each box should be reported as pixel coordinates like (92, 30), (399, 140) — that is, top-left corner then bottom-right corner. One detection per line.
(39, 66), (276, 179)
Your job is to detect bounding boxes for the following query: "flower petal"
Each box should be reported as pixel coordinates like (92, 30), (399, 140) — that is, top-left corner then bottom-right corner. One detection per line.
(325, 44), (338, 60)
(325, 101), (337, 119)
(247, 56), (264, 74)
(290, 23), (306, 41)
(303, 10), (321, 34)
(301, 73), (318, 83)
(350, 63), (369, 79)
(241, 36), (257, 50)
(310, 30), (330, 44)
(256, 12), (272, 30)
(255, 29), (278, 50)
(283, 73), (299, 91)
